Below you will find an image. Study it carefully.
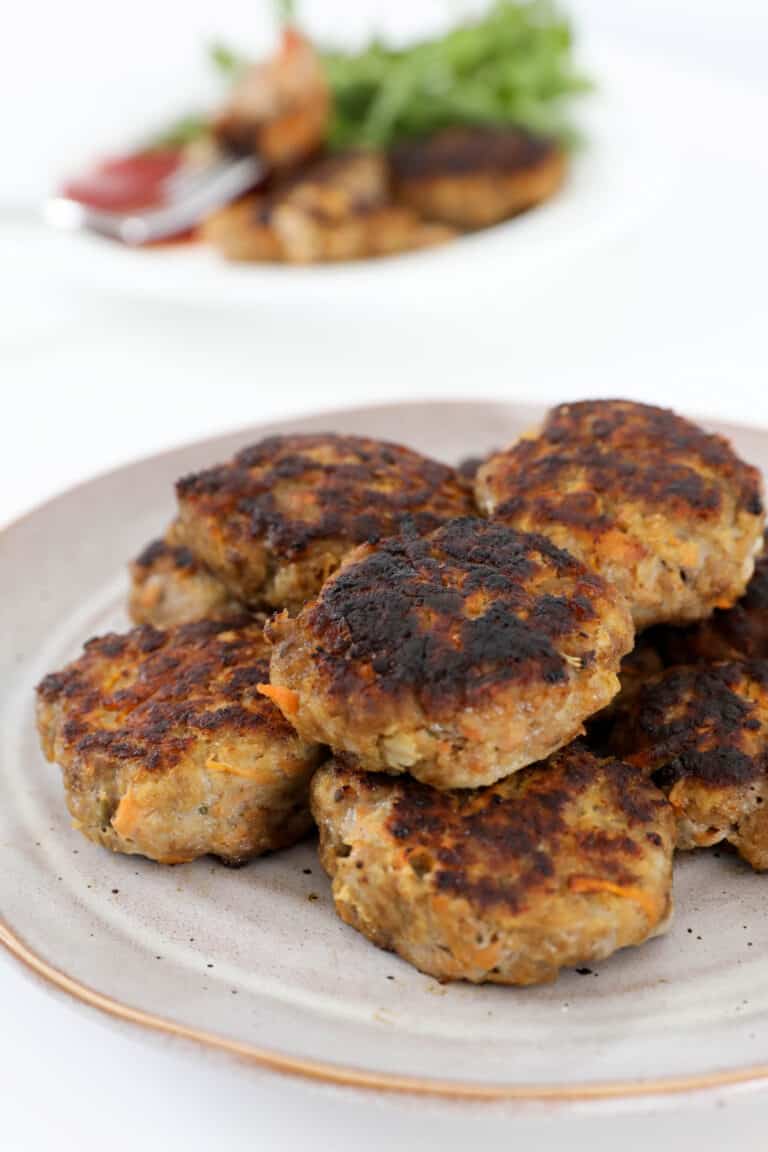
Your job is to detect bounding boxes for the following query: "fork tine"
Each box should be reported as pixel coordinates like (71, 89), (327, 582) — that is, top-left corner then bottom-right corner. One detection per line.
(45, 155), (263, 245)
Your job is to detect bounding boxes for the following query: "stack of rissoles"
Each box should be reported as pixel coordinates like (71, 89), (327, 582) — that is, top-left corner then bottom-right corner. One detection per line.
(36, 402), (768, 984)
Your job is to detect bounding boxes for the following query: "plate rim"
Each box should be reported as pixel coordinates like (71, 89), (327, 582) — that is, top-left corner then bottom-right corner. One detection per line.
(5, 916), (768, 1102)
(4, 396), (768, 1104)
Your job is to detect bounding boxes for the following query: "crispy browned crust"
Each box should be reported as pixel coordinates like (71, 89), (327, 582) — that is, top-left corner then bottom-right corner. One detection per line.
(659, 535), (768, 663)
(267, 518), (634, 788)
(592, 536), (768, 743)
(476, 400), (765, 628)
(311, 745), (674, 984)
(36, 619), (321, 864)
(391, 127), (566, 228)
(609, 660), (768, 869)
(176, 434), (473, 611)
(289, 519), (615, 708)
(128, 536), (247, 627)
(37, 619), (287, 775)
(134, 537), (194, 570)
(201, 195), (284, 261)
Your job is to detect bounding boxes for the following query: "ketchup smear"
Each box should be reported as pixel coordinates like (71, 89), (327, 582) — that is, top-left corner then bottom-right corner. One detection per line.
(61, 149), (184, 212)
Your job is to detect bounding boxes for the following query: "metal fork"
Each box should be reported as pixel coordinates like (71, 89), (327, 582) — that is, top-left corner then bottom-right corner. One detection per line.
(45, 153), (262, 246)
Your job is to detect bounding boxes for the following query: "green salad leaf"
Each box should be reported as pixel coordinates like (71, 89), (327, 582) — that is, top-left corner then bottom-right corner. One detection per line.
(274, 0), (296, 22)
(322, 2), (590, 149)
(209, 41), (248, 79)
(199, 1), (588, 154)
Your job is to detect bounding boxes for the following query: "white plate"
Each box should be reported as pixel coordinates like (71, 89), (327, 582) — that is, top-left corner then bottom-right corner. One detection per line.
(3, 398), (768, 1103)
(41, 43), (759, 312)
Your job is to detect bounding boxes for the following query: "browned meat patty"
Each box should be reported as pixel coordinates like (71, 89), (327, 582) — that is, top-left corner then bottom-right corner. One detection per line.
(391, 126), (566, 229)
(658, 533), (768, 664)
(593, 535), (768, 736)
(36, 619), (322, 865)
(265, 518), (633, 789)
(311, 745), (674, 985)
(202, 196), (283, 262)
(129, 534), (247, 628)
(175, 433), (473, 613)
(476, 400), (765, 629)
(202, 151), (455, 264)
(609, 660), (768, 870)
(591, 536), (768, 742)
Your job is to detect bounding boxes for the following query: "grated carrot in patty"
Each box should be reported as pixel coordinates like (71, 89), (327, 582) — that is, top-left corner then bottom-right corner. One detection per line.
(257, 682), (300, 716)
(568, 875), (658, 922)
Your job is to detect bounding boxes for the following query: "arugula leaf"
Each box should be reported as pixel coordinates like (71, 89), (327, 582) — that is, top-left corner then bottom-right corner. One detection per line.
(203, 1), (588, 153)
(323, 1), (589, 149)
(209, 41), (247, 78)
(274, 0), (296, 22)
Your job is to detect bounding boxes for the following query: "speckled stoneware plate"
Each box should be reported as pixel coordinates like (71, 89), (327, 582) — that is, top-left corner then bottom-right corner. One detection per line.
(3, 400), (768, 1103)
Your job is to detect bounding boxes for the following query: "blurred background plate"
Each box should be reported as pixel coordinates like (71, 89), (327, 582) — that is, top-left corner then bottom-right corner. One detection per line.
(37, 41), (644, 308)
(27, 43), (760, 315)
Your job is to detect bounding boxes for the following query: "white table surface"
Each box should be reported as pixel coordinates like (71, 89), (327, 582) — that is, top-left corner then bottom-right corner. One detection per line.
(3, 3), (768, 1149)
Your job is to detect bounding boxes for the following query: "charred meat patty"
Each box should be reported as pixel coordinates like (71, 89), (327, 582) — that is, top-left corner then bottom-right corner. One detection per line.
(391, 126), (566, 229)
(129, 533), (247, 628)
(311, 745), (674, 985)
(36, 619), (322, 865)
(609, 660), (768, 870)
(476, 400), (765, 629)
(265, 518), (633, 789)
(175, 433), (473, 613)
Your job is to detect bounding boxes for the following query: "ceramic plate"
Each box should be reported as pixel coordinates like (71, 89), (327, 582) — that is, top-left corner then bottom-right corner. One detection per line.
(42, 44), (756, 313)
(3, 399), (768, 1102)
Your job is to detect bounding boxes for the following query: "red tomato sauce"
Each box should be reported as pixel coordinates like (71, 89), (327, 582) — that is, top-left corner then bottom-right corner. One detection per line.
(61, 149), (184, 212)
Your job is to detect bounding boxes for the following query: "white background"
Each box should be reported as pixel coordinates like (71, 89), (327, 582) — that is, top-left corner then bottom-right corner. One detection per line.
(2, 1), (768, 1149)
